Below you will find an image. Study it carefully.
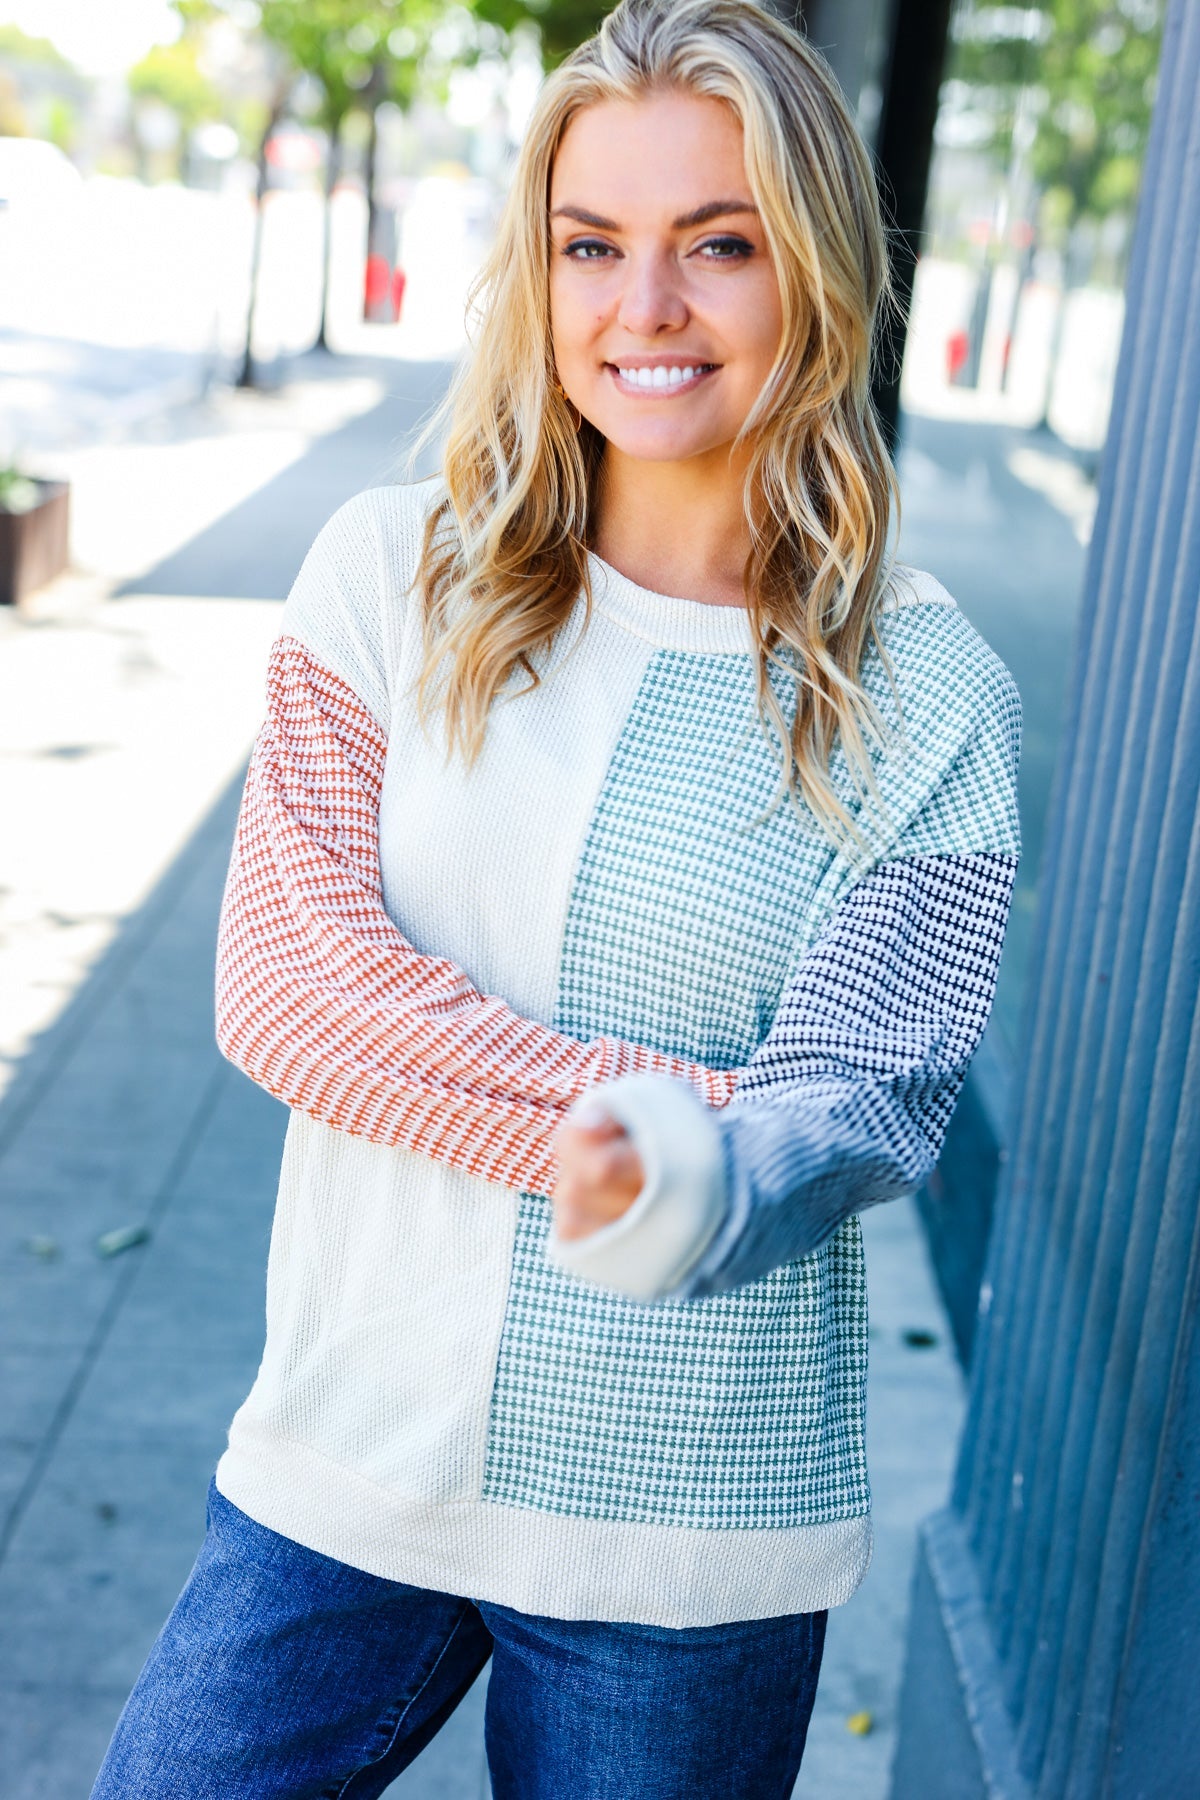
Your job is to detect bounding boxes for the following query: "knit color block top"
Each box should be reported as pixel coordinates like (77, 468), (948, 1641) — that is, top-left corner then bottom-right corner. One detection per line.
(213, 480), (1021, 1628)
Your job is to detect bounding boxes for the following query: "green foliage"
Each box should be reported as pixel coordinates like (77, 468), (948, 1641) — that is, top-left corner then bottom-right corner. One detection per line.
(176, 0), (442, 128)
(0, 25), (88, 146)
(0, 24), (72, 69)
(171, 0), (614, 138)
(470, 0), (612, 65)
(948, 0), (1163, 225)
(0, 467), (41, 515)
(1031, 0), (1161, 221)
(43, 95), (78, 151)
(129, 38), (221, 131)
(259, 2), (421, 124)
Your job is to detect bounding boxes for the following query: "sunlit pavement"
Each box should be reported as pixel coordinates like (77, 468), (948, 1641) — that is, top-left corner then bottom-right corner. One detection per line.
(0, 174), (482, 471)
(0, 353), (445, 1101)
(0, 349), (1087, 1793)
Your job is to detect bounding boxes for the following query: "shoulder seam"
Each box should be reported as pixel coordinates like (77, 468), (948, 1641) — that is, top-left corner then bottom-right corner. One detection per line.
(879, 564), (958, 614)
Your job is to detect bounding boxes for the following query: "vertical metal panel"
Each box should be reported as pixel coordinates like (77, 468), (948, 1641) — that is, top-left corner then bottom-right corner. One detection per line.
(958, 0), (1199, 1565)
(1019, 443), (1200, 1789)
(951, 0), (1193, 1550)
(1005, 251), (1200, 1747)
(1052, 805), (1200, 1796)
(895, 0), (1200, 1790)
(1102, 1046), (1200, 1798)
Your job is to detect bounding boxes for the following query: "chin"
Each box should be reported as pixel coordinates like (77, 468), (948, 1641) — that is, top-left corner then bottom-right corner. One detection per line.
(586, 412), (725, 464)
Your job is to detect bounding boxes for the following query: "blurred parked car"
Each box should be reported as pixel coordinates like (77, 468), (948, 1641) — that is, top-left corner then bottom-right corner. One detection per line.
(0, 136), (84, 214)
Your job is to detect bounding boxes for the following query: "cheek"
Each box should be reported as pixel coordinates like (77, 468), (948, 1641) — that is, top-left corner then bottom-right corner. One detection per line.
(738, 295), (784, 389)
(734, 266), (788, 365)
(748, 269), (784, 340)
(550, 285), (609, 378)
(549, 277), (591, 372)
(548, 274), (569, 362)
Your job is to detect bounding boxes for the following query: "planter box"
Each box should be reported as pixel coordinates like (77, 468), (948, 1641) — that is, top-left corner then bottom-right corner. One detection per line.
(0, 480), (70, 606)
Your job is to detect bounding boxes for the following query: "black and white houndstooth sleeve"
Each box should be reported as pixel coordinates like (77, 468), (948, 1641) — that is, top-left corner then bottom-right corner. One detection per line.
(677, 850), (1019, 1298)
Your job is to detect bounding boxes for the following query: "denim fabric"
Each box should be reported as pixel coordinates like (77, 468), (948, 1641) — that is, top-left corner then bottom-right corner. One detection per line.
(91, 1480), (827, 1800)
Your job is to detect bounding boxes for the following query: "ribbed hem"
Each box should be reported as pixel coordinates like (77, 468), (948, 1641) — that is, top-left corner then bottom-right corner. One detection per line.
(216, 1418), (873, 1628)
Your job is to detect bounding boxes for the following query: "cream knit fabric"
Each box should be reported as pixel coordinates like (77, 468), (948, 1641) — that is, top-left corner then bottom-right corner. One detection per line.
(214, 481), (1020, 1626)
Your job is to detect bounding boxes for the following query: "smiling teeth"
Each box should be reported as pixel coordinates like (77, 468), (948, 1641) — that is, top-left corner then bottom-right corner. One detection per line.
(616, 365), (704, 388)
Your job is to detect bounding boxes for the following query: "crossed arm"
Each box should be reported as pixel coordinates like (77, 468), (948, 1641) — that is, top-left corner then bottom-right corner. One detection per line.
(217, 634), (1017, 1301)
(215, 636), (737, 1199)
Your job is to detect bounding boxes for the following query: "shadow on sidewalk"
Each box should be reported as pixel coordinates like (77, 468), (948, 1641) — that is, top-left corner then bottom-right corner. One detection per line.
(116, 355), (454, 601)
(0, 350), (490, 1796)
(0, 764), (295, 1792)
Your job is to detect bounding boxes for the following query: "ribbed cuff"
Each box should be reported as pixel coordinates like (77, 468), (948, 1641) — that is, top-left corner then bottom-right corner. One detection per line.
(544, 1075), (728, 1303)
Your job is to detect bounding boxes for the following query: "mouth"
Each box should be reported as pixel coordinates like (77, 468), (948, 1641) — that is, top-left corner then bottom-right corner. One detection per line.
(606, 361), (719, 396)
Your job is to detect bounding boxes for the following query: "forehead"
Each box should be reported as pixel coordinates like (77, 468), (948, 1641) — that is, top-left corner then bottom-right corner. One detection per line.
(550, 90), (750, 219)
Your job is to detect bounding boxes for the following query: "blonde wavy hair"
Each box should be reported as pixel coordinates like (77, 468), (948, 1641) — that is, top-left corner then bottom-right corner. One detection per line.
(415, 0), (901, 852)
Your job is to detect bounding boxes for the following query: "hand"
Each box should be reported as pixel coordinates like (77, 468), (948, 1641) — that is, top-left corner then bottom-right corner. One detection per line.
(551, 1099), (645, 1242)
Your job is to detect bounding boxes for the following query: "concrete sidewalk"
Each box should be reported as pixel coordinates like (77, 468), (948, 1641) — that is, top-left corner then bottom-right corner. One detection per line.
(0, 763), (962, 1794)
(0, 373), (1082, 1797)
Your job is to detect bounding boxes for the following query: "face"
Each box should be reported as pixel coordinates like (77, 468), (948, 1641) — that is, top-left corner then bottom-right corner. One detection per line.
(548, 89), (783, 469)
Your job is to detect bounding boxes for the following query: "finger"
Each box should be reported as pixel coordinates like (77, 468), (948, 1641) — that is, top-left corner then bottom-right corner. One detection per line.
(553, 1189), (633, 1240)
(566, 1097), (628, 1137)
(558, 1116), (627, 1145)
(553, 1118), (628, 1160)
(590, 1140), (643, 1188)
(557, 1145), (645, 1208)
(560, 1134), (641, 1184)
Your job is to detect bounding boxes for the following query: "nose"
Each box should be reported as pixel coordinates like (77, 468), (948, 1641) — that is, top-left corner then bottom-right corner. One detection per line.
(615, 250), (689, 337)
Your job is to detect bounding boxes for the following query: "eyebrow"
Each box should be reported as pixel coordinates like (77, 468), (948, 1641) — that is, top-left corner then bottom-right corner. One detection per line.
(549, 199), (758, 230)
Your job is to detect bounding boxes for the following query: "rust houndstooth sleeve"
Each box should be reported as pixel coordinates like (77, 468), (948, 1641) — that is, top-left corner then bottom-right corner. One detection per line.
(215, 635), (736, 1193)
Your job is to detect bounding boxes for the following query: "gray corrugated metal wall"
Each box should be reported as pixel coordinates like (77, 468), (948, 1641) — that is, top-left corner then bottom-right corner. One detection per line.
(891, 0), (1200, 1791)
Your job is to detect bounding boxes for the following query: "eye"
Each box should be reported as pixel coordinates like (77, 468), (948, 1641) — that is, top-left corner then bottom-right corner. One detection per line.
(696, 235), (755, 261)
(561, 237), (617, 261)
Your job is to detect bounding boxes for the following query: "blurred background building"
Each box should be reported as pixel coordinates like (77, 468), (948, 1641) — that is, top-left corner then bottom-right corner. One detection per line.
(2, 2), (1190, 1797)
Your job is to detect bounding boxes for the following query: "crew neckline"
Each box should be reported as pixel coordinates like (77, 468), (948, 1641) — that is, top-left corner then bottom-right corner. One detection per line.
(587, 552), (753, 655)
(585, 552), (955, 655)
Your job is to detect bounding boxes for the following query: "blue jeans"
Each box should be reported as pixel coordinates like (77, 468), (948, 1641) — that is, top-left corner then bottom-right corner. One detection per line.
(91, 1480), (827, 1799)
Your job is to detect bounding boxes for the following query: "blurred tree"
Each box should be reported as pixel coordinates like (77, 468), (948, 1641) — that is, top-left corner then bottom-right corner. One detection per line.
(42, 95), (78, 154)
(945, 0), (1162, 410)
(0, 68), (27, 137)
(237, 64), (293, 387)
(0, 23), (72, 73)
(951, 0), (1163, 238)
(129, 37), (222, 179)
(228, 2), (437, 347)
(1030, 0), (1161, 226)
(470, 0), (611, 65)
(176, 0), (437, 360)
(0, 24), (80, 141)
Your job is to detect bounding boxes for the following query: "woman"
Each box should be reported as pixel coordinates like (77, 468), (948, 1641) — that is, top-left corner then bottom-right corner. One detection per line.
(93, 1), (1020, 1794)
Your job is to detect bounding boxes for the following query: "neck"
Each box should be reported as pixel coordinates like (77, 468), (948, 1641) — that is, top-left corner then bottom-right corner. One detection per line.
(590, 444), (752, 608)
